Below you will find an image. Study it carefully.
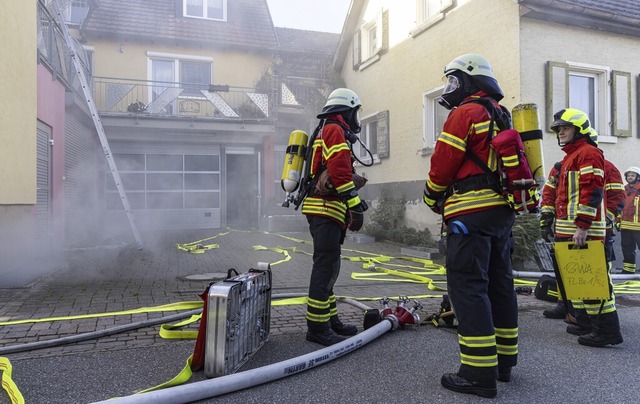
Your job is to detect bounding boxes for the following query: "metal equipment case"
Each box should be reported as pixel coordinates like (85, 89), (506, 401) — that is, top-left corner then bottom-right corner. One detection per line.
(204, 268), (272, 378)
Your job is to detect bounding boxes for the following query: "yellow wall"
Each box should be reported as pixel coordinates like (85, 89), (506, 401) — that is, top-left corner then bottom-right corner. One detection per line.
(0, 1), (37, 204)
(90, 40), (271, 87)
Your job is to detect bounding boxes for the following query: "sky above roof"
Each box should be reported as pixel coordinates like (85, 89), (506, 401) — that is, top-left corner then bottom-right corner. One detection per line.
(266, 0), (349, 33)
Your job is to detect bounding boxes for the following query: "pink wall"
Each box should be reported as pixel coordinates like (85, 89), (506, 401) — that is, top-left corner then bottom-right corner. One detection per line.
(36, 65), (66, 250)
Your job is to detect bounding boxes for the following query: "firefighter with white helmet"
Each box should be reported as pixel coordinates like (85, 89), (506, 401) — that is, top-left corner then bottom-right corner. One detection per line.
(424, 54), (517, 398)
(618, 166), (640, 274)
(300, 88), (366, 346)
(542, 107), (623, 347)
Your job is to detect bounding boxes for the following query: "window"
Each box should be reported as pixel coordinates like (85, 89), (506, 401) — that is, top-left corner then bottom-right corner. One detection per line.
(184, 0), (226, 21)
(546, 61), (631, 139)
(65, 0), (90, 25)
(353, 9), (388, 70)
(411, 0), (453, 36)
(355, 111), (390, 164)
(148, 53), (213, 106)
(422, 87), (449, 153)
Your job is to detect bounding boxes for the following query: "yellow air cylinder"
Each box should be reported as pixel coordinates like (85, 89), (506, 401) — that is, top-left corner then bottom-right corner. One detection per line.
(512, 103), (545, 184)
(281, 130), (309, 193)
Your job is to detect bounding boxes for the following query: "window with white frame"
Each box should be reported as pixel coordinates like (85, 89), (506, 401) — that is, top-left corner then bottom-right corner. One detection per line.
(148, 53), (212, 99)
(353, 10), (387, 70)
(422, 87), (449, 153)
(411, 0), (453, 36)
(65, 0), (90, 25)
(547, 61), (631, 139)
(354, 111), (390, 164)
(184, 0), (226, 21)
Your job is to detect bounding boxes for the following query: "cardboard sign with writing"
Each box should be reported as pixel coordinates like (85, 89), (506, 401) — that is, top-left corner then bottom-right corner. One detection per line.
(553, 240), (610, 300)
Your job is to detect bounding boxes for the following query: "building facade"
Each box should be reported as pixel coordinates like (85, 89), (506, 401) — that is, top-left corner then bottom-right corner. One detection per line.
(336, 0), (640, 233)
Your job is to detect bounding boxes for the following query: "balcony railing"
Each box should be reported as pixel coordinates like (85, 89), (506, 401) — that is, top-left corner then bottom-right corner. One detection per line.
(93, 77), (276, 121)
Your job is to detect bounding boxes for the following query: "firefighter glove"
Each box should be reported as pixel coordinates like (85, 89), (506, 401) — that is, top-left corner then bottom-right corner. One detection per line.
(540, 213), (555, 242)
(615, 215), (622, 231)
(423, 187), (444, 215)
(347, 201), (367, 232)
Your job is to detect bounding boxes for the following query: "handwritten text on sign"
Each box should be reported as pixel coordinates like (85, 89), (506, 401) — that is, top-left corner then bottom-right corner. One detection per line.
(554, 241), (609, 300)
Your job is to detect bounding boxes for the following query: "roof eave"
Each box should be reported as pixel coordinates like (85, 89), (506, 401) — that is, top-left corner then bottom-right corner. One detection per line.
(519, 0), (640, 38)
(333, 0), (365, 72)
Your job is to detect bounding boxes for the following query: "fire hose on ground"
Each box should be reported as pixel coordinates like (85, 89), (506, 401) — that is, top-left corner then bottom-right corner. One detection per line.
(0, 292), (421, 404)
(91, 297), (421, 404)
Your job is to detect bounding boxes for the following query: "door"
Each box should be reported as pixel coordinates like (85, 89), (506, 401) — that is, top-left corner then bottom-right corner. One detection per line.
(225, 151), (258, 229)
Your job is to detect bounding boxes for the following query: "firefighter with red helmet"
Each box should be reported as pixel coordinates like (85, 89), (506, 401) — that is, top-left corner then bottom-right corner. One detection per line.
(423, 54), (517, 398)
(618, 166), (640, 274)
(543, 108), (623, 347)
(301, 88), (366, 346)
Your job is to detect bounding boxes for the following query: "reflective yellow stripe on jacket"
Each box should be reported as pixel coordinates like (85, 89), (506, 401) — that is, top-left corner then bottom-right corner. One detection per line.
(301, 196), (348, 224)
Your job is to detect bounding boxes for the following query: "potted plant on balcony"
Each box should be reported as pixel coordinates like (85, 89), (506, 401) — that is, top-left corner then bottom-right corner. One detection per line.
(127, 100), (147, 113)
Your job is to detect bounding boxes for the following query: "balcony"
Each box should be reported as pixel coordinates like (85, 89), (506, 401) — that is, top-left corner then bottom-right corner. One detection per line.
(93, 77), (275, 122)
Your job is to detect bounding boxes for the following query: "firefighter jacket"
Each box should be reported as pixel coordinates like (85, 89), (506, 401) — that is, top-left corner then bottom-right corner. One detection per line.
(541, 158), (624, 232)
(604, 160), (625, 229)
(540, 138), (606, 240)
(425, 92), (508, 221)
(620, 182), (640, 230)
(301, 114), (361, 226)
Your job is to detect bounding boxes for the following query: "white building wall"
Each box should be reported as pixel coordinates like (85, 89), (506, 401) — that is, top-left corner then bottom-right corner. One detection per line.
(520, 18), (640, 175)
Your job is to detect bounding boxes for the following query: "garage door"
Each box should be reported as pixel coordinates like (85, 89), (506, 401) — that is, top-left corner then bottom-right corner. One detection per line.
(106, 152), (221, 231)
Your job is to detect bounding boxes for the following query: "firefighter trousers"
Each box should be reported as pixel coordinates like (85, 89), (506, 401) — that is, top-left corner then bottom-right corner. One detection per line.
(621, 229), (640, 273)
(445, 206), (518, 382)
(305, 215), (346, 331)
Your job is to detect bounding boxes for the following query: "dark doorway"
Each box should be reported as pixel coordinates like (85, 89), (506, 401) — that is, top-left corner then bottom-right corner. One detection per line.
(226, 153), (258, 229)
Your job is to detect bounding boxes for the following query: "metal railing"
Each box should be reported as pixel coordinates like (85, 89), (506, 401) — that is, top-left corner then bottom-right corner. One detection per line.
(93, 77), (276, 121)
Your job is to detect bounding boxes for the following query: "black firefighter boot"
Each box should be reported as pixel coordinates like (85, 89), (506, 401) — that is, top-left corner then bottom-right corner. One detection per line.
(330, 316), (358, 336)
(578, 310), (623, 347)
(543, 300), (568, 319)
(566, 308), (592, 336)
(441, 373), (497, 398)
(306, 323), (346, 346)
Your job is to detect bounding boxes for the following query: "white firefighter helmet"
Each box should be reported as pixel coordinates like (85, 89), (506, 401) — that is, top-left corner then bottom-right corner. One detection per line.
(444, 54), (497, 80)
(624, 166), (640, 177)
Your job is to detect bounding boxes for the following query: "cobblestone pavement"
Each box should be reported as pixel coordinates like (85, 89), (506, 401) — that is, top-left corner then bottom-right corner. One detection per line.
(0, 229), (443, 361)
(3, 229), (640, 403)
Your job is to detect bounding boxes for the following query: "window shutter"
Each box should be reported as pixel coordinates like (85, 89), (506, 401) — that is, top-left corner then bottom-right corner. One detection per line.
(546, 61), (568, 131)
(377, 110), (390, 158)
(611, 70), (631, 137)
(175, 0), (184, 17)
(352, 30), (361, 70)
(380, 10), (389, 51)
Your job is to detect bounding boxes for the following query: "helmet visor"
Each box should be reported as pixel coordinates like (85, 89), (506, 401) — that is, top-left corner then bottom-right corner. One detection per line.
(442, 75), (460, 95)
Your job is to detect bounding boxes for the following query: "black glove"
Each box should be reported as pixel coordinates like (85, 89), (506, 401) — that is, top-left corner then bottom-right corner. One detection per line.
(423, 188), (445, 215)
(540, 225), (554, 242)
(540, 213), (555, 242)
(347, 202), (367, 231)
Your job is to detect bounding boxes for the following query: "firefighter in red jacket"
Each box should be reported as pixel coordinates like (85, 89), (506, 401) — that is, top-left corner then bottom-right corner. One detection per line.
(542, 108), (622, 347)
(540, 136), (625, 322)
(423, 54), (517, 399)
(301, 88), (366, 346)
(618, 166), (640, 274)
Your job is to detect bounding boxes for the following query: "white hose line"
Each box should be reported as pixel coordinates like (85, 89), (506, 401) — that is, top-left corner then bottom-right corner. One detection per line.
(513, 271), (640, 280)
(92, 318), (394, 404)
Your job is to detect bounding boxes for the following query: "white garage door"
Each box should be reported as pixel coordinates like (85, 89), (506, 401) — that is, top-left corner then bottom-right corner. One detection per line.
(106, 152), (221, 231)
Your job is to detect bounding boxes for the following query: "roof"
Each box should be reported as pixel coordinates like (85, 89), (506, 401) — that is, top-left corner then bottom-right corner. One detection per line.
(558, 0), (640, 19)
(274, 27), (340, 55)
(82, 0), (279, 51)
(519, 0), (640, 36)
